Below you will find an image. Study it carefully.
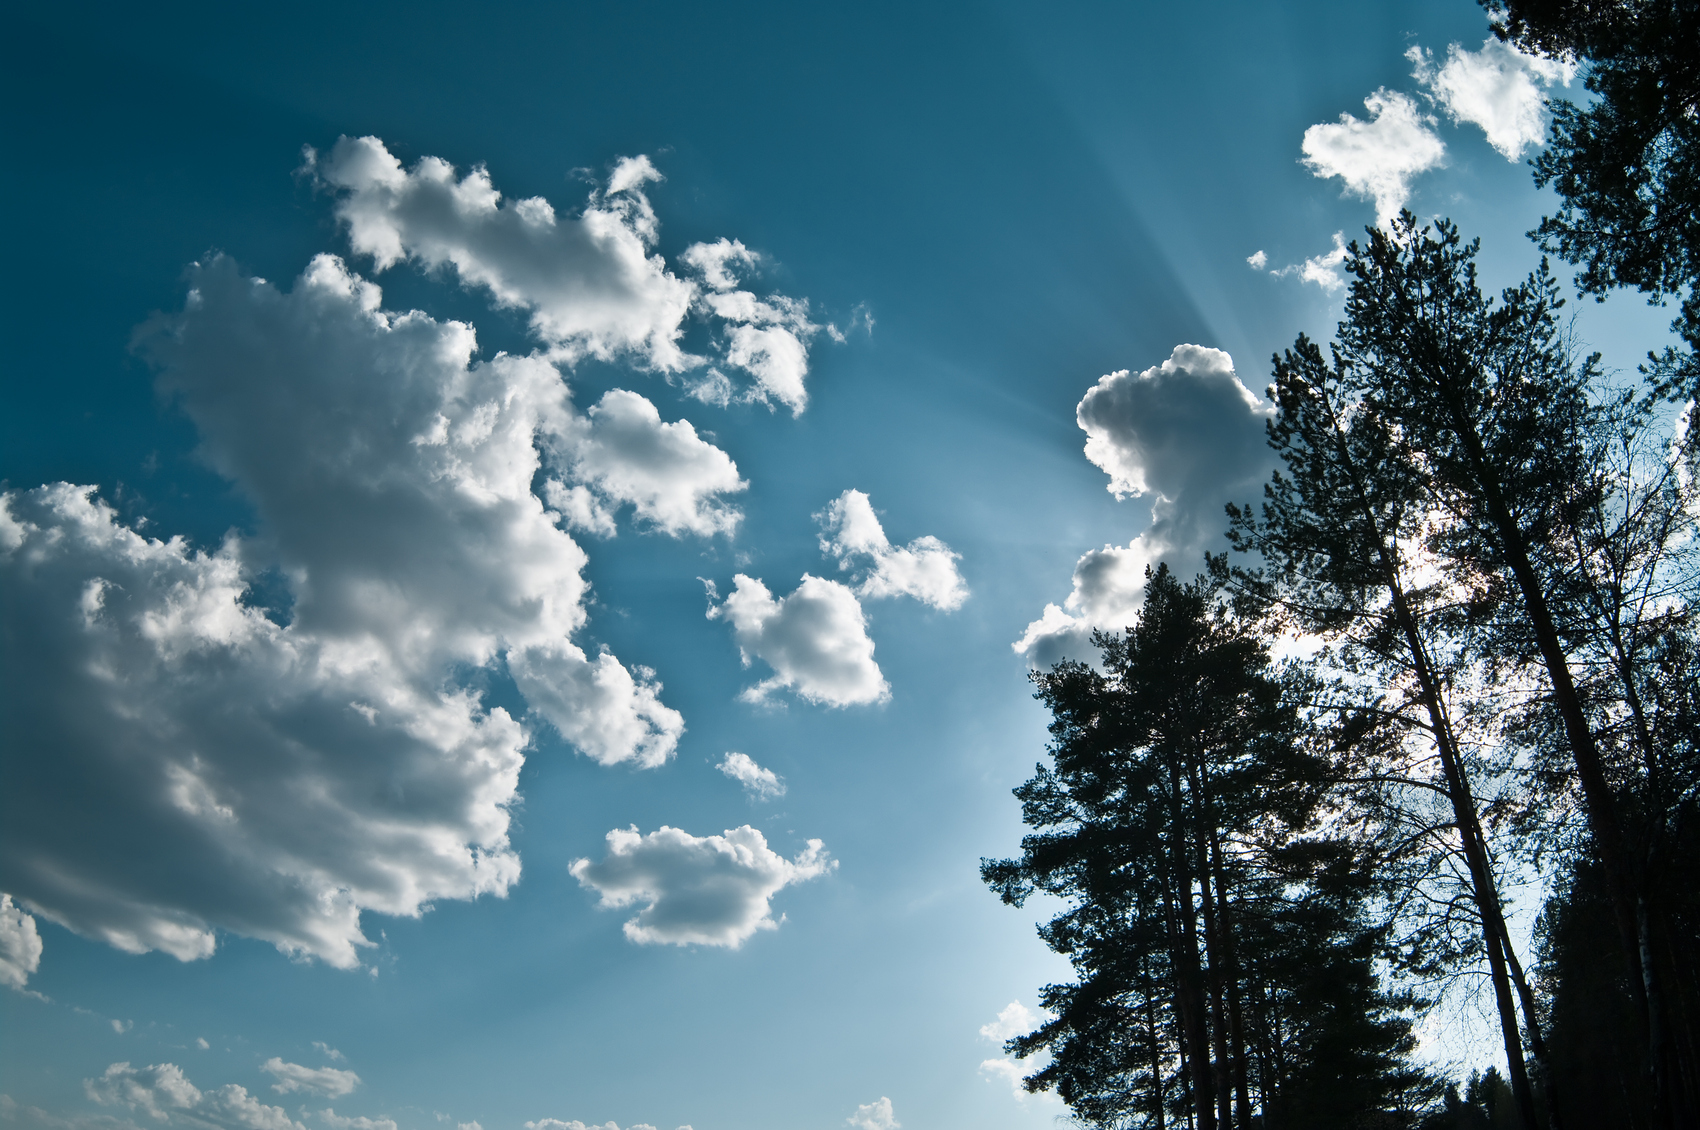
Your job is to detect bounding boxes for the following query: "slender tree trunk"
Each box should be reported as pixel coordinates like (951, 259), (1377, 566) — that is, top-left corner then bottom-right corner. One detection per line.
(1189, 762), (1235, 1130)
(1427, 357), (1666, 1123)
(1167, 759), (1217, 1130)
(1313, 386), (1543, 1130)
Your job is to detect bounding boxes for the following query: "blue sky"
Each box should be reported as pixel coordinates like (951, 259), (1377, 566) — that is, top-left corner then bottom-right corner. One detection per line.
(0, 3), (1679, 1129)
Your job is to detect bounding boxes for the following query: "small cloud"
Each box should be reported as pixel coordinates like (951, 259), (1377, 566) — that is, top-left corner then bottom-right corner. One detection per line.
(708, 574), (888, 707)
(310, 1044), (344, 1063)
(1301, 89), (1445, 224)
(570, 825), (833, 947)
(0, 895), (43, 992)
(320, 1109), (395, 1130)
(979, 1001), (1040, 1043)
(1246, 250), (1268, 270)
(263, 1059), (360, 1098)
(816, 490), (967, 611)
(1409, 38), (1575, 160)
(110, 1020), (131, 1035)
(717, 752), (785, 800)
(196, 1038), (210, 1051)
(846, 1097), (898, 1130)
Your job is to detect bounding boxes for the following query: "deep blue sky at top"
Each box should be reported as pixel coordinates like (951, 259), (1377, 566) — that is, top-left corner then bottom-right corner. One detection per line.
(1, 3), (1676, 1130)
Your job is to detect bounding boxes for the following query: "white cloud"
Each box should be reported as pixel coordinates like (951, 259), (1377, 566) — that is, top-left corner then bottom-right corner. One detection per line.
(1016, 346), (1273, 666)
(978, 1059), (1028, 1101)
(679, 238), (759, 292)
(845, 1098), (898, 1130)
(1, 253), (698, 970)
(717, 753), (785, 800)
(979, 1001), (1040, 1043)
(317, 1111), (394, 1130)
(312, 137), (827, 411)
(1271, 230), (1354, 293)
(1301, 89), (1445, 224)
(0, 894), (42, 991)
(708, 575), (888, 706)
(195, 1041), (210, 1052)
(308, 1046), (343, 1064)
(569, 825), (833, 947)
(817, 491), (968, 611)
(1246, 250), (1268, 270)
(557, 389), (746, 537)
(1410, 38), (1575, 160)
(524, 1122), (670, 1130)
(260, 1061), (358, 1099)
(86, 1063), (302, 1130)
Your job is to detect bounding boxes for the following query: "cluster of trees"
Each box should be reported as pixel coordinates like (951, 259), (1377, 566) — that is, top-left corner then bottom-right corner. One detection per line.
(983, 2), (1699, 1127)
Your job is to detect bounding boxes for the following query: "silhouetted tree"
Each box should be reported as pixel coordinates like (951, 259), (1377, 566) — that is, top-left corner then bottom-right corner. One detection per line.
(983, 567), (1429, 1129)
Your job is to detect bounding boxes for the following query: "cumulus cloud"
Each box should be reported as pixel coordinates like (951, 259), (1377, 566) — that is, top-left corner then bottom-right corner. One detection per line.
(557, 389), (746, 536)
(717, 753), (785, 800)
(312, 137), (827, 411)
(85, 1063), (302, 1130)
(817, 491), (967, 610)
(0, 251), (711, 969)
(570, 825), (833, 947)
(1301, 89), (1445, 225)
(309, 1046), (343, 1064)
(1246, 250), (1268, 270)
(707, 575), (888, 707)
(845, 1098), (898, 1130)
(0, 894), (43, 991)
(1016, 346), (1273, 666)
(524, 1122), (672, 1130)
(1410, 38), (1574, 160)
(979, 1000), (1040, 1043)
(316, 1113), (393, 1130)
(260, 1062), (358, 1099)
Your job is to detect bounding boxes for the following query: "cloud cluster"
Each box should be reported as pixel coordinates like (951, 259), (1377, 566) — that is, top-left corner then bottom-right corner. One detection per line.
(570, 825), (833, 947)
(0, 139), (818, 972)
(817, 490), (967, 610)
(313, 137), (827, 412)
(977, 1001), (1057, 1105)
(845, 1098), (898, 1130)
(0, 894), (42, 991)
(85, 1063), (302, 1130)
(520, 1114), (686, 1121)
(260, 1062), (358, 1099)
(717, 753), (786, 800)
(1409, 38), (1574, 160)
(1016, 346), (1273, 666)
(1301, 89), (1446, 226)
(708, 493), (965, 706)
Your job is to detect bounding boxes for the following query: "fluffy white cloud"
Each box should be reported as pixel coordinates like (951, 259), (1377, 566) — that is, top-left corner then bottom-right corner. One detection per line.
(308, 1046), (343, 1064)
(260, 1062), (358, 1099)
(569, 825), (833, 947)
(708, 575), (888, 706)
(1245, 250), (1268, 270)
(1410, 38), (1574, 160)
(817, 490), (967, 610)
(717, 752), (785, 800)
(524, 1121), (673, 1130)
(1016, 346), (1273, 666)
(979, 1000), (1040, 1043)
(845, 1098), (898, 1130)
(312, 137), (693, 371)
(1302, 89), (1446, 224)
(0, 252), (707, 969)
(557, 389), (746, 537)
(0, 894), (42, 990)
(313, 137), (827, 411)
(316, 1113), (393, 1130)
(85, 1063), (302, 1130)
